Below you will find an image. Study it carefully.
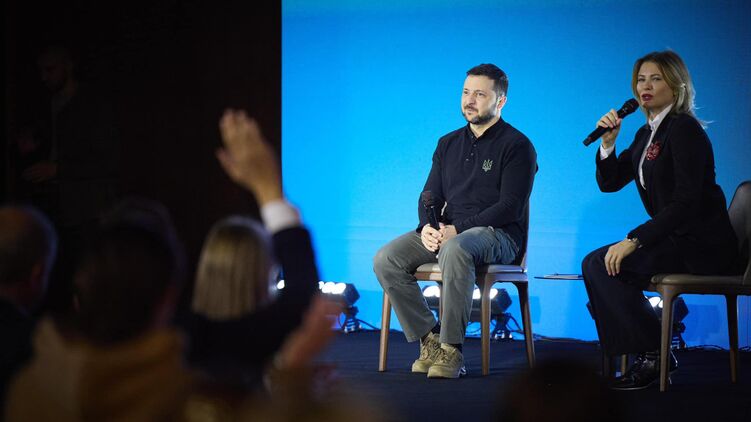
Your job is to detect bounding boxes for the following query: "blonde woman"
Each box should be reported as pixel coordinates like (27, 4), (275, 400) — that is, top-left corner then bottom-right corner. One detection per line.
(182, 110), (321, 384)
(581, 51), (738, 390)
(192, 216), (275, 320)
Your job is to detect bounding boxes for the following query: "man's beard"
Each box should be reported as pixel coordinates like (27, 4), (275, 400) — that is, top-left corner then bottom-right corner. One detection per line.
(462, 107), (495, 125)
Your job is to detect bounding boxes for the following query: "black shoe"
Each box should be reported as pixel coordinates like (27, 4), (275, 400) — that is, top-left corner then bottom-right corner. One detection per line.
(610, 351), (678, 391)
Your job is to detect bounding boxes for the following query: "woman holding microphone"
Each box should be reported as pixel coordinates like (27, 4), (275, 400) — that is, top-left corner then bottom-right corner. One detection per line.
(581, 50), (738, 390)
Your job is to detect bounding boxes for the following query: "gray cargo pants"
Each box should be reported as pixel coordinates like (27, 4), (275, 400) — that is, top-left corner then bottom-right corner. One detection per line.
(373, 226), (517, 344)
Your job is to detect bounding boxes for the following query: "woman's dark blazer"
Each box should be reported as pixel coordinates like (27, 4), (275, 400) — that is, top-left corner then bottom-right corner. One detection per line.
(180, 226), (319, 380)
(595, 112), (738, 275)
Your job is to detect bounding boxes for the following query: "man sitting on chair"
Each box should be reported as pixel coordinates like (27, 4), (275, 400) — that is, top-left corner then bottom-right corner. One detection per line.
(373, 64), (536, 378)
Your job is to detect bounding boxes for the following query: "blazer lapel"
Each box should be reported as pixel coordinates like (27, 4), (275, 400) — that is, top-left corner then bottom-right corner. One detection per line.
(642, 114), (674, 189)
(631, 125), (650, 181)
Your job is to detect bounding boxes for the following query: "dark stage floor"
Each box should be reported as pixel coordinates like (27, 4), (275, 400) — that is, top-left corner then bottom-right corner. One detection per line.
(317, 330), (751, 422)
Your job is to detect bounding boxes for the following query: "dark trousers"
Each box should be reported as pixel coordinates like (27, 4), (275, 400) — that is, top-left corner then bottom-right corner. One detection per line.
(581, 238), (689, 356)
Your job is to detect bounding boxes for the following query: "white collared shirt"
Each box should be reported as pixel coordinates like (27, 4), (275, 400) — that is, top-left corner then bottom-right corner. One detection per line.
(261, 199), (301, 233)
(600, 104), (673, 188)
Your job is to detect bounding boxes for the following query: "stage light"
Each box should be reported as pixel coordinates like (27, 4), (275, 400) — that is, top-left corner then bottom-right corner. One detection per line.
(332, 283), (347, 295)
(278, 280), (359, 305)
(422, 285), (441, 311)
(421, 285), (513, 339)
(586, 295), (689, 349)
(646, 295), (689, 349)
(320, 281), (336, 294)
(320, 281), (362, 333)
(276, 279), (365, 333)
(318, 281), (359, 307)
(489, 288), (499, 300)
(423, 285), (441, 298)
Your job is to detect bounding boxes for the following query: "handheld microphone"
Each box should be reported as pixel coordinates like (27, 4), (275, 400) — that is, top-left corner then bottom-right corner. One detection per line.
(582, 99), (640, 146)
(421, 191), (440, 230)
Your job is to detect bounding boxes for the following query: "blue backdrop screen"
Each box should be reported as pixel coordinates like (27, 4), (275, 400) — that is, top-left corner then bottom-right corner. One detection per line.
(282, 0), (751, 345)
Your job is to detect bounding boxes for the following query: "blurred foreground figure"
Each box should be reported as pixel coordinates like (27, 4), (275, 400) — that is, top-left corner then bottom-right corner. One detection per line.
(184, 110), (379, 421)
(4, 199), (190, 421)
(0, 206), (57, 407)
(5, 110), (380, 422)
(496, 360), (622, 422)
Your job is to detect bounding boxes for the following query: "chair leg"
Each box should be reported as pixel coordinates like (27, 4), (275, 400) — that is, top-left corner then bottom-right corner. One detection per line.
(725, 294), (739, 383)
(378, 292), (391, 372)
(481, 283), (491, 376)
(516, 282), (535, 368)
(659, 290), (676, 392)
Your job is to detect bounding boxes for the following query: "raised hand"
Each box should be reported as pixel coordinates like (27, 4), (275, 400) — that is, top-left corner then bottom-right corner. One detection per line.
(217, 109), (282, 205)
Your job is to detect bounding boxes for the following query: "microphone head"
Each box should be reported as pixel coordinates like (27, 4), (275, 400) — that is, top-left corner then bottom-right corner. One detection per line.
(619, 98), (640, 117)
(421, 190), (436, 207)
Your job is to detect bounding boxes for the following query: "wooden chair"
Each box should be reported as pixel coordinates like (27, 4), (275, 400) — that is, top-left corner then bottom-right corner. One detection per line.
(378, 213), (535, 375)
(649, 181), (751, 391)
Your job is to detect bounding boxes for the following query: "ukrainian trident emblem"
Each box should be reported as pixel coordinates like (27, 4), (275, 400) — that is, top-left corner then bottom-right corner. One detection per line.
(482, 159), (493, 172)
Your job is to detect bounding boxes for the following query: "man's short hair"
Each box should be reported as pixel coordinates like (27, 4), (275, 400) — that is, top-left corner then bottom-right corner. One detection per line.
(75, 200), (183, 344)
(466, 63), (508, 98)
(0, 206), (57, 285)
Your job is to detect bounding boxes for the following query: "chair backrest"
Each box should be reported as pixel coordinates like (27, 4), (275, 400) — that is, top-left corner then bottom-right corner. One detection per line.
(512, 200), (530, 268)
(515, 164), (538, 268)
(728, 181), (751, 284)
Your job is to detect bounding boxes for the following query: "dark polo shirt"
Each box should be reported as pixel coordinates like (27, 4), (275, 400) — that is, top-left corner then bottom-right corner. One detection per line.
(417, 117), (537, 253)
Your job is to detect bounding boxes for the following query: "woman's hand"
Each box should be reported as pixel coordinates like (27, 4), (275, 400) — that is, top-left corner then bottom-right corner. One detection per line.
(603, 239), (638, 276)
(597, 109), (622, 150)
(217, 109), (282, 205)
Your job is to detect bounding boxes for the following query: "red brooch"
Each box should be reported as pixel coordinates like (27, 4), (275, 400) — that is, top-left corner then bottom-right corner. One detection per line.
(646, 142), (662, 161)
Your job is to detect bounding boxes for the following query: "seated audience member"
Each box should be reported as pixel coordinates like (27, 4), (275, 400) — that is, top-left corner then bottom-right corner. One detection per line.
(0, 206), (57, 405)
(185, 109), (378, 422)
(4, 201), (191, 421)
(189, 215), (305, 383)
(5, 109), (347, 422)
(192, 216), (275, 321)
(181, 110), (320, 384)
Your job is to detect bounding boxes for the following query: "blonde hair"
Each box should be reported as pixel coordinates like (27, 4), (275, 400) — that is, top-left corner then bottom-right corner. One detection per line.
(192, 216), (275, 320)
(631, 50), (696, 118)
